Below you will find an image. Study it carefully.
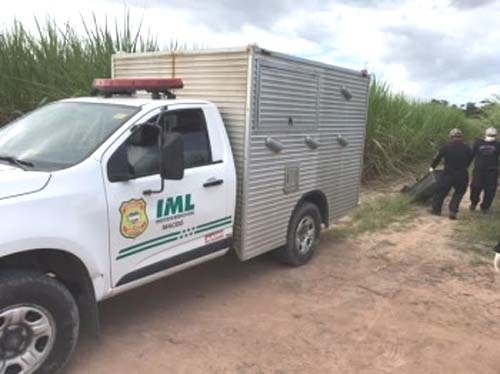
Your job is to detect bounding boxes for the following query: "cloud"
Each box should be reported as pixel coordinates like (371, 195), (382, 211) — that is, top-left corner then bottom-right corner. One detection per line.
(450, 0), (498, 9)
(378, 0), (500, 102)
(2, 0), (500, 104)
(383, 25), (500, 83)
(135, 0), (500, 103)
(110, 0), (393, 32)
(117, 0), (327, 31)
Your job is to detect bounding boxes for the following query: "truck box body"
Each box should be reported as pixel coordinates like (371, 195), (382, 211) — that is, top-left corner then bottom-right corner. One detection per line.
(112, 46), (370, 260)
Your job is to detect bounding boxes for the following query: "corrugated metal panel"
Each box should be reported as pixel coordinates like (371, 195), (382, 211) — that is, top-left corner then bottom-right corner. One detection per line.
(257, 65), (319, 130)
(112, 49), (251, 254)
(241, 51), (369, 260)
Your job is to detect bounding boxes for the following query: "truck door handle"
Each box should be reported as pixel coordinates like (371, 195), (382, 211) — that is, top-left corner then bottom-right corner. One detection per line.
(203, 178), (224, 188)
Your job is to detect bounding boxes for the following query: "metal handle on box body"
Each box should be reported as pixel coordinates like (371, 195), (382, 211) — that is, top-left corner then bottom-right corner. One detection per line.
(337, 134), (349, 147)
(265, 137), (284, 153)
(305, 136), (320, 149)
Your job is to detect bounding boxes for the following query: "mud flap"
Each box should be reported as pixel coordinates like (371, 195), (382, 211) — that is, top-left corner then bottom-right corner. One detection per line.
(78, 277), (101, 338)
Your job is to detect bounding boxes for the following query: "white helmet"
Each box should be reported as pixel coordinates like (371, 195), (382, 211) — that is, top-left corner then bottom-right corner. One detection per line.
(485, 127), (498, 137)
(449, 128), (462, 138)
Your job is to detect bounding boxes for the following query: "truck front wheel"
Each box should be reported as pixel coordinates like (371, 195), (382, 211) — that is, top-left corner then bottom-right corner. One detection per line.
(275, 202), (322, 266)
(0, 271), (79, 374)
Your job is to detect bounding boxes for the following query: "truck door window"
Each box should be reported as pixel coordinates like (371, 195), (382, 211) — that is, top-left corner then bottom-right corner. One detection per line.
(126, 124), (160, 178)
(162, 109), (212, 168)
(108, 108), (212, 181)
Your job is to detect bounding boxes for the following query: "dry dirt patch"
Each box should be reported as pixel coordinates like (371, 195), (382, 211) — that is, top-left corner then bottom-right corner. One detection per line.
(66, 211), (500, 374)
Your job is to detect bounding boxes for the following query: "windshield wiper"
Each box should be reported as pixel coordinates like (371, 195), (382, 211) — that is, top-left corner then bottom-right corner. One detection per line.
(0, 155), (34, 170)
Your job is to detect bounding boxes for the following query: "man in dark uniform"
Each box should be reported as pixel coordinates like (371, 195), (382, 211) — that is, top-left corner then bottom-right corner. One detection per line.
(430, 128), (473, 220)
(469, 127), (500, 213)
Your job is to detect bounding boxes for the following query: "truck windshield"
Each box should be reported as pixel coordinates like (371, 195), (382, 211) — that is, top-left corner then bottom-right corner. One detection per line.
(0, 102), (138, 171)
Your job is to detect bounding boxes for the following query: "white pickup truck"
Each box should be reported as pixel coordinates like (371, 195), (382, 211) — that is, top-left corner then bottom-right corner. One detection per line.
(0, 46), (369, 374)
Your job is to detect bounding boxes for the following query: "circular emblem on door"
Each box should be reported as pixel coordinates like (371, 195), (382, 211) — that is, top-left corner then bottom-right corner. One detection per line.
(120, 199), (149, 239)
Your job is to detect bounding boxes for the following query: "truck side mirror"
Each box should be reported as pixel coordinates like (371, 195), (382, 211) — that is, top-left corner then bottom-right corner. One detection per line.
(109, 123), (160, 183)
(143, 132), (184, 195)
(160, 132), (184, 180)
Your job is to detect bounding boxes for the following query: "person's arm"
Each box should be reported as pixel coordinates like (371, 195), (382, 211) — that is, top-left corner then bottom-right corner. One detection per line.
(430, 146), (445, 170)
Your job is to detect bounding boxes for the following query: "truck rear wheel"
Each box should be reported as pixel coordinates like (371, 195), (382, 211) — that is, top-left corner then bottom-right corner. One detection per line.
(275, 202), (321, 266)
(0, 271), (79, 374)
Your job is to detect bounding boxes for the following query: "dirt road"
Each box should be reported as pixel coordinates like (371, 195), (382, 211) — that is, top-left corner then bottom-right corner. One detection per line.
(66, 213), (500, 374)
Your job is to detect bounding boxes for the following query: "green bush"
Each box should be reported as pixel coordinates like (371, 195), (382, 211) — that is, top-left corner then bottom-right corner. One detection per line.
(479, 98), (500, 128)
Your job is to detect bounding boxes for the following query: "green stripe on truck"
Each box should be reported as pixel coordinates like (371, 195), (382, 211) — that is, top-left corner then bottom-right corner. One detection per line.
(117, 216), (232, 260)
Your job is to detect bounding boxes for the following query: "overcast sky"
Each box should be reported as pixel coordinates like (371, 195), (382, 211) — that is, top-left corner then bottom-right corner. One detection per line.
(1, 0), (499, 104)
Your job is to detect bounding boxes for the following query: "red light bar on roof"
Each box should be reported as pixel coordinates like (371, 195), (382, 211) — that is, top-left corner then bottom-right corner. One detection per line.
(91, 78), (183, 99)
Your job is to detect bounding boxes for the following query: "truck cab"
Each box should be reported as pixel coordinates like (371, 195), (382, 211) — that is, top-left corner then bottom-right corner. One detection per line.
(0, 82), (236, 374)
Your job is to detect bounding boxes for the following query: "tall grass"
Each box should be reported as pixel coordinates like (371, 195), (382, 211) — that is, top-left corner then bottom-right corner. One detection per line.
(0, 16), (484, 179)
(0, 13), (159, 119)
(365, 81), (481, 178)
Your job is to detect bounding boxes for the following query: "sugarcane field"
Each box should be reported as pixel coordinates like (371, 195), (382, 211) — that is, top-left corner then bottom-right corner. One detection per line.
(0, 2), (499, 374)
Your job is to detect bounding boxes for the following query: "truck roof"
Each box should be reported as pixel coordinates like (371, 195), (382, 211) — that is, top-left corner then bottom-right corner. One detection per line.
(63, 97), (212, 108)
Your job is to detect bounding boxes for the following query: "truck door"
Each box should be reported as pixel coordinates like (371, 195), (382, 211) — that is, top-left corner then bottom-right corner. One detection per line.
(104, 106), (230, 287)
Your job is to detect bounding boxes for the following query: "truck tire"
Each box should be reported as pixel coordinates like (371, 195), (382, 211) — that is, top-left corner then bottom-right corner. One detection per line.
(274, 202), (322, 266)
(0, 270), (79, 374)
